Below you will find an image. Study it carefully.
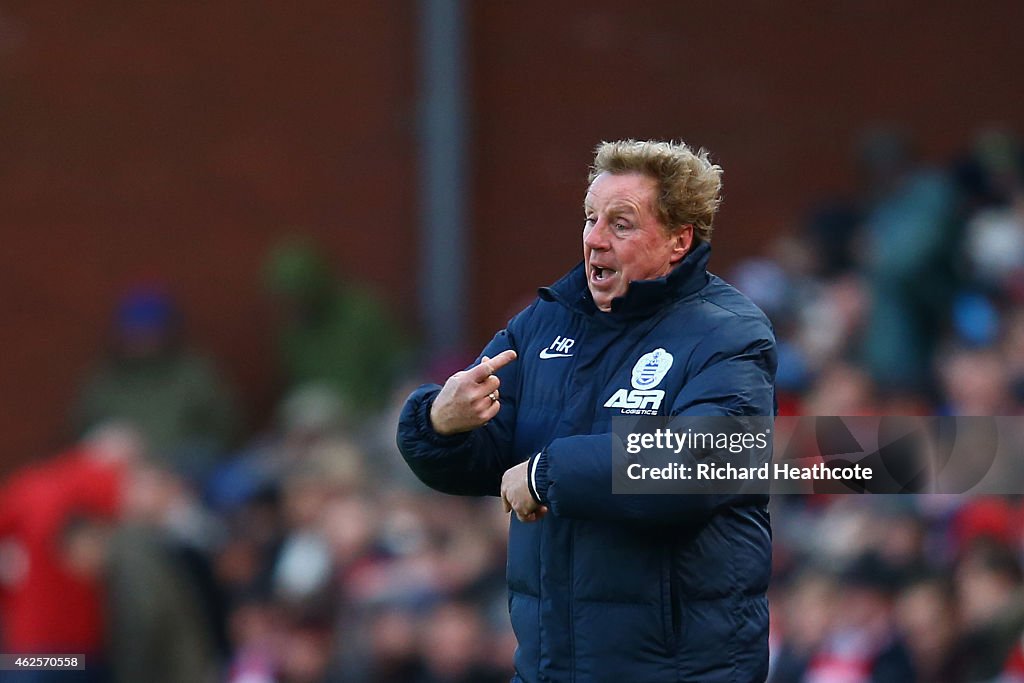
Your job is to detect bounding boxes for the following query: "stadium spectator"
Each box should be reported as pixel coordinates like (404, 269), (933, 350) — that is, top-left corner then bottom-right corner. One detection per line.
(0, 424), (139, 682)
(263, 237), (410, 414)
(768, 572), (838, 683)
(953, 538), (1024, 682)
(857, 127), (962, 393)
(800, 553), (916, 683)
(71, 285), (239, 478)
(895, 576), (964, 683)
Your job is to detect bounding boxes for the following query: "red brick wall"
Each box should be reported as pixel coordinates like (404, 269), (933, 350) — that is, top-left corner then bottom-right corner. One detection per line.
(1, 1), (1022, 469)
(0, 2), (417, 467)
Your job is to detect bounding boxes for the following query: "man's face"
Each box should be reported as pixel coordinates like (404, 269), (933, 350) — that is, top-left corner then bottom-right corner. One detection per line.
(583, 172), (691, 312)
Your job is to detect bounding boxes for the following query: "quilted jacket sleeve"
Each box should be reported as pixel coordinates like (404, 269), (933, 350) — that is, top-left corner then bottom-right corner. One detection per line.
(396, 308), (532, 497)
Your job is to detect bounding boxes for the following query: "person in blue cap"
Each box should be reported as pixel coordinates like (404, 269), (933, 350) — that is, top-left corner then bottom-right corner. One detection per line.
(72, 285), (239, 477)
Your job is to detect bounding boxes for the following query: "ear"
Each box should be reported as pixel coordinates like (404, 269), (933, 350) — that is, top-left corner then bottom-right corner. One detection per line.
(668, 224), (695, 264)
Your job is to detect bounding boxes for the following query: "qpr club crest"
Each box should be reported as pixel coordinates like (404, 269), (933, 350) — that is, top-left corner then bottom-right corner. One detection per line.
(631, 348), (674, 389)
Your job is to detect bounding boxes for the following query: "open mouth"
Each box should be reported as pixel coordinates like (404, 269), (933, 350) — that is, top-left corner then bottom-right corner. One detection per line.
(591, 266), (616, 282)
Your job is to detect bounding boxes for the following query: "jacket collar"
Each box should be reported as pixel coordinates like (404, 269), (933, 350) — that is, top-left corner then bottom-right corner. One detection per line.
(539, 241), (712, 320)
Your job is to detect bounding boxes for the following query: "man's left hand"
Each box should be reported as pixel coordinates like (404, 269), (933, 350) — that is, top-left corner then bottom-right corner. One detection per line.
(501, 460), (548, 523)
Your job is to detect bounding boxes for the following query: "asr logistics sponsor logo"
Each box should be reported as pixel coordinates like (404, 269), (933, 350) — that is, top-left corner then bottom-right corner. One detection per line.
(604, 389), (665, 414)
(604, 348), (673, 415)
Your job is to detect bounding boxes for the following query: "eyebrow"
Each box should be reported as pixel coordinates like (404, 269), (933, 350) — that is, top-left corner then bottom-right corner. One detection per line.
(605, 202), (638, 217)
(583, 200), (639, 216)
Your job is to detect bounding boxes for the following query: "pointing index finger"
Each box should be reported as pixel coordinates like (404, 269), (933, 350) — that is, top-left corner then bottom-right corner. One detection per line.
(472, 349), (517, 381)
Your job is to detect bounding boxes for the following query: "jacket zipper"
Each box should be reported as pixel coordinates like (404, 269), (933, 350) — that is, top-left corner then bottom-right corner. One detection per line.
(669, 552), (682, 647)
(568, 525), (576, 682)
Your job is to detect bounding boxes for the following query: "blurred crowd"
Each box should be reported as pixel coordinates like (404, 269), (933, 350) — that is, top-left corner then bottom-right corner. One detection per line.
(2, 127), (1024, 683)
(743, 126), (1024, 683)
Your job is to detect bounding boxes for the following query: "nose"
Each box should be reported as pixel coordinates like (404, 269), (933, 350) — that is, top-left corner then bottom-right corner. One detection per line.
(584, 220), (610, 251)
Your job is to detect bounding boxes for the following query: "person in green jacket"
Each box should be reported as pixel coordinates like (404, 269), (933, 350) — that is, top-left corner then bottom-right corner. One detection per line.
(264, 238), (409, 415)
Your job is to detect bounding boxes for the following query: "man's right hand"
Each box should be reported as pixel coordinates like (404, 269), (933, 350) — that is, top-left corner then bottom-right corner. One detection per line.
(429, 349), (518, 436)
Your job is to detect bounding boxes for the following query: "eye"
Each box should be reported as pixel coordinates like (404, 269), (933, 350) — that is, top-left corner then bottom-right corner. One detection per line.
(614, 222), (631, 234)
(584, 216), (596, 227)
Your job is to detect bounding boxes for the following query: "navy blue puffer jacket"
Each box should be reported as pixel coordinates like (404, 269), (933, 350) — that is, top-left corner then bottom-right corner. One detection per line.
(397, 243), (776, 683)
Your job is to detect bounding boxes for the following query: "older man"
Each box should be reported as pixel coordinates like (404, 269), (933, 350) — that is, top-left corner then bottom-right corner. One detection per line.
(398, 140), (776, 682)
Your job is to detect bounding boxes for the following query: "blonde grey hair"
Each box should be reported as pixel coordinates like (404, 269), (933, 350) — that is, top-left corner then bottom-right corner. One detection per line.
(589, 139), (723, 242)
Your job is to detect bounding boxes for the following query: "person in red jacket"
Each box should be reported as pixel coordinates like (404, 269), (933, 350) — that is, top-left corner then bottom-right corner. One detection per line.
(0, 424), (139, 680)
